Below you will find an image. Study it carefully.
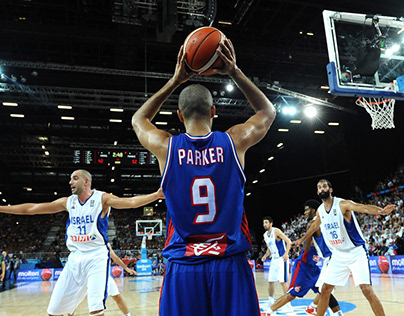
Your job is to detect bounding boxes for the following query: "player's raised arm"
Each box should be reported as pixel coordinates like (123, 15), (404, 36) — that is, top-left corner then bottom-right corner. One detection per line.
(103, 188), (164, 211)
(0, 197), (68, 215)
(293, 210), (321, 246)
(215, 39), (276, 165)
(131, 46), (194, 163)
(340, 200), (396, 216)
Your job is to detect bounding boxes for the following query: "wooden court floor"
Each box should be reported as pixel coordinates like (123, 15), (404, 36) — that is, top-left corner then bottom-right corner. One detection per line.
(0, 272), (403, 315)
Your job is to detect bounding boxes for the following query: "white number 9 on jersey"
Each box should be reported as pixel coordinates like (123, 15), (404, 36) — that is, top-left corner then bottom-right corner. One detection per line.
(191, 177), (217, 224)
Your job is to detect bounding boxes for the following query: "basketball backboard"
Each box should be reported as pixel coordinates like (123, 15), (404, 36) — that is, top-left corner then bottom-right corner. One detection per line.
(323, 10), (404, 100)
(135, 219), (163, 237)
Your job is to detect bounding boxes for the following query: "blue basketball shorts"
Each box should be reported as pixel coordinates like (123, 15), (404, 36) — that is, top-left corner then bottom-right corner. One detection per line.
(287, 260), (320, 297)
(159, 254), (260, 316)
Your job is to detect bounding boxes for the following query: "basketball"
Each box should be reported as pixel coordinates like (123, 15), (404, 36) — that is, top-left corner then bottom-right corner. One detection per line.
(40, 268), (52, 281)
(378, 256), (390, 273)
(111, 265), (123, 278)
(183, 26), (226, 76)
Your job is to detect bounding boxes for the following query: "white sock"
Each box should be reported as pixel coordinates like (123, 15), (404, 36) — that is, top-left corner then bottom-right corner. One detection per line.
(309, 302), (317, 308)
(125, 313), (131, 316)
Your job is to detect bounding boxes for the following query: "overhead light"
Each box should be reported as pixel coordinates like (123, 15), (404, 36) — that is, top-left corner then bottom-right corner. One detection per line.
(307, 32), (314, 36)
(0, 192), (2, 195)
(58, 105), (72, 109)
(10, 114), (24, 118)
(277, 143), (283, 148)
(398, 28), (404, 35)
(111, 179), (115, 183)
(2, 199), (6, 203)
(392, 44), (400, 53)
(109, 119), (122, 123)
(314, 130), (325, 134)
(112, 166), (116, 171)
(18, 17), (26, 20)
(54, 192), (58, 195)
(110, 108), (124, 112)
(268, 156), (274, 161)
(61, 116), (75, 120)
(113, 141), (118, 146)
(299, 31), (303, 34)
(278, 128), (289, 132)
(246, 192), (251, 196)
(259, 169), (265, 173)
(159, 111), (172, 115)
(44, 151), (50, 155)
(156, 122), (168, 125)
(304, 106), (317, 118)
(26, 187), (32, 191)
(3, 102), (18, 106)
(218, 21), (232, 25)
(328, 122), (339, 126)
(214, 115), (218, 118)
(158, 199), (162, 203)
(42, 145), (46, 149)
(290, 120), (301, 124)
(226, 84), (234, 92)
(252, 180), (258, 184)
(114, 161), (121, 164)
(320, 85), (329, 90)
(155, 204), (158, 207)
(282, 106), (297, 115)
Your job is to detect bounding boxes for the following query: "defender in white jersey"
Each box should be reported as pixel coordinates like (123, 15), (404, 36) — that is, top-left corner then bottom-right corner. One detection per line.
(295, 179), (395, 316)
(0, 169), (164, 316)
(262, 216), (292, 311)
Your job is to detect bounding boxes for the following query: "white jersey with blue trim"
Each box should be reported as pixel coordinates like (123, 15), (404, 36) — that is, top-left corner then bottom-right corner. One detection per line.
(264, 227), (286, 259)
(318, 197), (366, 254)
(65, 190), (110, 252)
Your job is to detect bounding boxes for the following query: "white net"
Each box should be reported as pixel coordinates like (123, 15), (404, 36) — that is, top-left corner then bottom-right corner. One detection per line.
(356, 97), (396, 129)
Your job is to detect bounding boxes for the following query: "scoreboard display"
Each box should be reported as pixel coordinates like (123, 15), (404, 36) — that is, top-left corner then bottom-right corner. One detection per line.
(73, 150), (157, 165)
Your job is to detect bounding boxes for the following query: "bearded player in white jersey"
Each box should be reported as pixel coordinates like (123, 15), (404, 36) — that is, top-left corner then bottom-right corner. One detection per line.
(294, 179), (395, 316)
(0, 169), (164, 316)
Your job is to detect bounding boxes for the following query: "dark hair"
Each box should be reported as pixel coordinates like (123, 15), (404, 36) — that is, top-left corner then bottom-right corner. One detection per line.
(317, 178), (332, 188)
(263, 216), (273, 223)
(303, 199), (320, 210)
(178, 84), (213, 120)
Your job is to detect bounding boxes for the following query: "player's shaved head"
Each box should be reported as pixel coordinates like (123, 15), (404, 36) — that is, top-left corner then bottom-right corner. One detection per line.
(77, 169), (92, 185)
(178, 84), (213, 120)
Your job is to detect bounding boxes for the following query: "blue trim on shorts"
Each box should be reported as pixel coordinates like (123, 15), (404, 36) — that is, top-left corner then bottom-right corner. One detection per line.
(284, 260), (288, 283)
(103, 246), (110, 309)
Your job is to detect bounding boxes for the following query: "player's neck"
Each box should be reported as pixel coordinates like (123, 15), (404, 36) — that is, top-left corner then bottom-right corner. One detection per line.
(184, 120), (212, 136)
(77, 188), (93, 204)
(322, 196), (334, 209)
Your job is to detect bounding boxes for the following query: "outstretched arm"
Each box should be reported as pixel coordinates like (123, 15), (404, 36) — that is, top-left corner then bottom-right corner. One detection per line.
(108, 243), (137, 275)
(292, 211), (321, 247)
(0, 197), (67, 215)
(1, 261), (5, 281)
(340, 200), (396, 216)
(103, 188), (164, 210)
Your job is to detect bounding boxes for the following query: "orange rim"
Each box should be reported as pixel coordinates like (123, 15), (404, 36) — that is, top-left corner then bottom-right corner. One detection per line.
(357, 97), (392, 105)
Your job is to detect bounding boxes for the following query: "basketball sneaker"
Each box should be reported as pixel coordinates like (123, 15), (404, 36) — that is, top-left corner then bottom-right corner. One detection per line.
(305, 305), (317, 315)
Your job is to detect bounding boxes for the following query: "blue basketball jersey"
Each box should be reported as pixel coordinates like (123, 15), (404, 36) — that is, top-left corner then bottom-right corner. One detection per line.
(160, 131), (251, 263)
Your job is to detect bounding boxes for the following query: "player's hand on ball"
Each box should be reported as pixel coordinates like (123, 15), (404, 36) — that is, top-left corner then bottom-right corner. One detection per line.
(213, 39), (237, 76)
(173, 45), (195, 85)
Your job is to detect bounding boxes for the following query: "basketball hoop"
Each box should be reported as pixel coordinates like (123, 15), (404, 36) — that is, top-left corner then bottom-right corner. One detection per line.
(356, 96), (395, 129)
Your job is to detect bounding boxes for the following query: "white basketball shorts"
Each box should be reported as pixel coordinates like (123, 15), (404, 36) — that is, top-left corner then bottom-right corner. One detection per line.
(268, 257), (289, 283)
(108, 275), (120, 297)
(47, 247), (110, 315)
(322, 246), (371, 287)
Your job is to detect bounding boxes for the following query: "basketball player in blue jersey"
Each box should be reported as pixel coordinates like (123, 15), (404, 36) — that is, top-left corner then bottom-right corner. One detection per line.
(0, 169), (164, 316)
(132, 38), (276, 316)
(294, 179), (396, 316)
(261, 216), (293, 312)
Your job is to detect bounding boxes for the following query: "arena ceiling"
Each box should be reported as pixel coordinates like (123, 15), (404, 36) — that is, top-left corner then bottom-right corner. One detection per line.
(1, 0), (404, 205)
